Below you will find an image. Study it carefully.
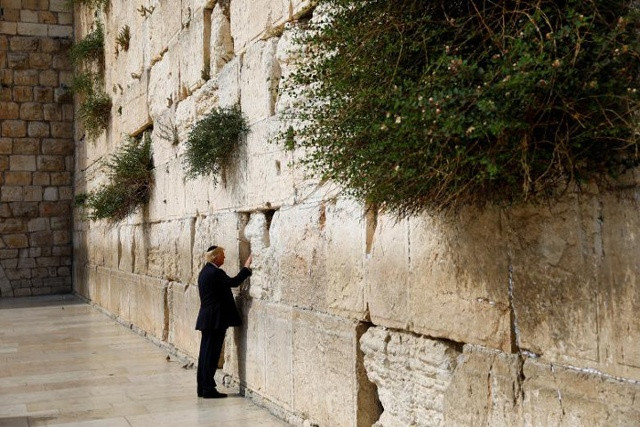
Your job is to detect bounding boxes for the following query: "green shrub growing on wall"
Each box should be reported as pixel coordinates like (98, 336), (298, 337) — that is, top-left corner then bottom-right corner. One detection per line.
(183, 106), (249, 182)
(282, 0), (640, 215)
(70, 21), (112, 139)
(77, 133), (154, 221)
(70, 22), (105, 66)
(77, 89), (112, 139)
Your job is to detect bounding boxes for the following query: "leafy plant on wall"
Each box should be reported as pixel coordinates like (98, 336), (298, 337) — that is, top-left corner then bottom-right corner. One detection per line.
(183, 106), (250, 183)
(76, 133), (154, 221)
(70, 21), (112, 139)
(281, 0), (640, 215)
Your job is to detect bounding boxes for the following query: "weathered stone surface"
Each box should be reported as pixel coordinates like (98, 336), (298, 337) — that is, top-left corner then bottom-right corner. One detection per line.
(209, 3), (234, 74)
(177, 7), (208, 94)
(2, 120), (27, 138)
(145, 219), (194, 284)
(130, 275), (168, 340)
(443, 345), (523, 426)
(9, 155), (36, 171)
(291, 309), (366, 426)
(168, 281), (200, 358)
(0, 102), (20, 119)
(521, 358), (640, 425)
(240, 38), (280, 124)
(230, 0), (288, 51)
(148, 49), (179, 120)
(361, 327), (461, 426)
(217, 56), (240, 108)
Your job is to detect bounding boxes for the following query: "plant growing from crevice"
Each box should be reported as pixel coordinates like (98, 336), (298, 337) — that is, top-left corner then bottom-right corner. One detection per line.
(115, 25), (131, 53)
(78, 89), (112, 139)
(281, 0), (640, 215)
(70, 21), (105, 66)
(70, 21), (112, 139)
(70, 71), (101, 95)
(76, 133), (154, 221)
(183, 105), (249, 182)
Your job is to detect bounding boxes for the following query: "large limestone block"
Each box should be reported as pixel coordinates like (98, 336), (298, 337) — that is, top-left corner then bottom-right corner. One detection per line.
(522, 359), (640, 425)
(130, 275), (168, 340)
(118, 225), (135, 273)
(87, 225), (119, 268)
(361, 327), (461, 427)
(209, 2), (234, 74)
(149, 110), (180, 167)
(324, 198), (366, 317)
(178, 6), (209, 94)
(148, 0), (183, 61)
(243, 211), (272, 299)
(108, 269), (137, 322)
(117, 69), (151, 137)
(82, 264), (99, 301)
(182, 173), (216, 217)
(230, 0), (289, 52)
(148, 46), (179, 120)
(292, 309), (364, 427)
(133, 224), (149, 275)
(147, 157), (186, 221)
(107, 1), (149, 94)
(225, 298), (268, 393)
(268, 204), (328, 308)
(225, 300), (295, 409)
(443, 345), (523, 426)
(218, 56), (241, 108)
(145, 218), (194, 284)
(365, 214), (410, 330)
(94, 266), (111, 310)
(598, 193), (640, 380)
(168, 281), (201, 358)
(407, 209), (512, 351)
(264, 303), (294, 408)
(240, 38), (281, 124)
(245, 118), (295, 207)
(507, 197), (600, 362)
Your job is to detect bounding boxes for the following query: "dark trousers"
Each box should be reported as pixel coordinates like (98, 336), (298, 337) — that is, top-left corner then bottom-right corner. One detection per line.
(197, 327), (227, 394)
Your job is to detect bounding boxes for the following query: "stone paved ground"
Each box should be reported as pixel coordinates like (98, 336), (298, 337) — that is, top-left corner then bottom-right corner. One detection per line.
(0, 294), (289, 427)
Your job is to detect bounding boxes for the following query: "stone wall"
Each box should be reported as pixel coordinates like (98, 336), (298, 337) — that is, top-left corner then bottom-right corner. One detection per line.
(0, 0), (74, 297)
(73, 1), (640, 425)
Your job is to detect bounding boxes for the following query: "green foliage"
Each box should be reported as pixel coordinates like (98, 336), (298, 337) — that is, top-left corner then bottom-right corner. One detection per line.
(77, 89), (112, 139)
(183, 106), (249, 182)
(70, 71), (100, 95)
(282, 0), (640, 215)
(79, 133), (154, 221)
(116, 25), (130, 52)
(70, 22), (104, 66)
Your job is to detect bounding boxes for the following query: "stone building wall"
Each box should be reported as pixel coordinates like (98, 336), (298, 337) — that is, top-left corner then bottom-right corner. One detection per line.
(0, 0), (74, 297)
(73, 1), (640, 425)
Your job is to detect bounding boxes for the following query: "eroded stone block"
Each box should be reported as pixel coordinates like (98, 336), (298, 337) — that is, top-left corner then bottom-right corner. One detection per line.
(240, 38), (281, 124)
(361, 327), (462, 427)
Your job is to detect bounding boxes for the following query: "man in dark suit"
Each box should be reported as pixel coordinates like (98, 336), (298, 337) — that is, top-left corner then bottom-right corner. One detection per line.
(196, 245), (252, 398)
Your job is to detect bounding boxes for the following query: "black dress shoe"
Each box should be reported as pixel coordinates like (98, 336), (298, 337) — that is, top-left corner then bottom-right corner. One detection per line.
(201, 390), (228, 399)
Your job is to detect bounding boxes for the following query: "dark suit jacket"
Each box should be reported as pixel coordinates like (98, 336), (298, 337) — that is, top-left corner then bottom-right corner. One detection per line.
(195, 263), (252, 331)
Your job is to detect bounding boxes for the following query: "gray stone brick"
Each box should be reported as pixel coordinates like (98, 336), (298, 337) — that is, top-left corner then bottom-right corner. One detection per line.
(9, 155), (36, 171)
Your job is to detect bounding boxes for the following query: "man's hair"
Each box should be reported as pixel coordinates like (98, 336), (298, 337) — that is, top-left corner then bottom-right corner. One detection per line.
(204, 246), (225, 263)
